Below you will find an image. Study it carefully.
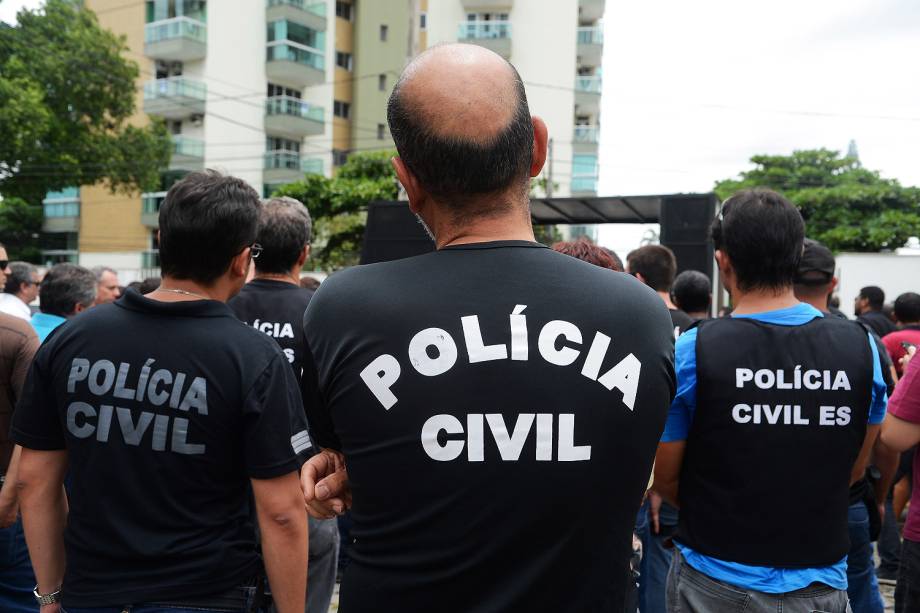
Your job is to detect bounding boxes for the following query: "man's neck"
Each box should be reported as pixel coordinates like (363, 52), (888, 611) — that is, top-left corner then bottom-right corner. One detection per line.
(254, 270), (300, 286)
(434, 201), (535, 249)
(730, 286), (800, 316)
(152, 276), (228, 303)
(799, 295), (829, 315)
(656, 291), (677, 310)
(687, 311), (709, 320)
(14, 293), (29, 305)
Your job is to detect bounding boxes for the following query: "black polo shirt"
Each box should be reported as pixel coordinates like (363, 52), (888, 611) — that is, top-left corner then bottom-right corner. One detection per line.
(11, 289), (309, 607)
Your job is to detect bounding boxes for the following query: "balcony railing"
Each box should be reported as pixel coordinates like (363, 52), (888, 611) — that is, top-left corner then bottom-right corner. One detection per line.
(267, 40), (325, 70)
(142, 191), (168, 215)
(577, 26), (604, 45)
(145, 16), (206, 45)
(458, 20), (511, 40)
(265, 96), (324, 122)
(43, 200), (80, 218)
(574, 125), (600, 144)
(571, 176), (598, 192)
(144, 77), (207, 102)
(575, 76), (602, 94)
(267, 0), (326, 16)
(264, 151), (325, 174)
(302, 157), (323, 175)
(172, 135), (204, 158)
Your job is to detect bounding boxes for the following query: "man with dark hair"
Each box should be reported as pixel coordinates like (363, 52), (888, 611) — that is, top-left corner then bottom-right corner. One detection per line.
(300, 44), (676, 612)
(12, 171), (309, 613)
(794, 238), (896, 613)
(627, 245), (694, 337)
(882, 293), (920, 378)
(229, 196), (338, 613)
(0, 262), (40, 322)
(857, 286), (896, 338)
(672, 270), (711, 321)
(30, 264), (96, 342)
(655, 189), (887, 612)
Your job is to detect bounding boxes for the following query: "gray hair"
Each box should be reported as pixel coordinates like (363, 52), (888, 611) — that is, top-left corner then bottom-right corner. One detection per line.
(40, 263), (97, 317)
(91, 266), (117, 281)
(255, 197), (313, 274)
(4, 261), (37, 294)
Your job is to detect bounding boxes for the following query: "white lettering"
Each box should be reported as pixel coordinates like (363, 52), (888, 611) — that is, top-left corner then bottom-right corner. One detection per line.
(736, 368), (754, 388)
(486, 413), (534, 461)
(732, 403), (752, 423)
(538, 320), (582, 366)
(581, 331), (611, 381)
(461, 315), (508, 363)
(421, 414), (464, 461)
(598, 353), (642, 411)
(360, 354), (401, 410)
(408, 328), (458, 377)
(557, 414), (591, 461)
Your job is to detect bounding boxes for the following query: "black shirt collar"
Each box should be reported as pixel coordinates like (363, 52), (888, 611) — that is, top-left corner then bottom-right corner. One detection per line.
(439, 240), (548, 252)
(116, 288), (234, 318)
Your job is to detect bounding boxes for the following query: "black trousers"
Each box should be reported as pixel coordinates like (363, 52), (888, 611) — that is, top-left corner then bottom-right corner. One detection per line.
(895, 537), (920, 613)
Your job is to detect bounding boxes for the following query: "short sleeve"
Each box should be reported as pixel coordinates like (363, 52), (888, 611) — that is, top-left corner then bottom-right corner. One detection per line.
(10, 344), (66, 450)
(301, 338), (341, 451)
(661, 328), (698, 443)
(867, 332), (888, 425)
(889, 353), (920, 424)
(242, 353), (311, 479)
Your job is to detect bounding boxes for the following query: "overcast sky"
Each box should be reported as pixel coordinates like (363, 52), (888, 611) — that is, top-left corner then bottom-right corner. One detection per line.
(4, 0), (918, 253)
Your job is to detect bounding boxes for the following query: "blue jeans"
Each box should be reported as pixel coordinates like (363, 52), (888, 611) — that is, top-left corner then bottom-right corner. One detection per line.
(847, 501), (884, 613)
(877, 497), (901, 577)
(0, 517), (37, 613)
(637, 499), (678, 613)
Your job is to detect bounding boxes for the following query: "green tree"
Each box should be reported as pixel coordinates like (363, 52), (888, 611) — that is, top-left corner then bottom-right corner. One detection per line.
(0, 0), (171, 207)
(273, 151), (399, 270)
(714, 149), (920, 252)
(0, 197), (43, 262)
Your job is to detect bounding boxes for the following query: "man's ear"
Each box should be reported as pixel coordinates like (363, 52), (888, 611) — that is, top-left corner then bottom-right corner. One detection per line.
(392, 157), (424, 214)
(230, 248), (251, 280)
(297, 245), (310, 268)
(530, 116), (549, 178)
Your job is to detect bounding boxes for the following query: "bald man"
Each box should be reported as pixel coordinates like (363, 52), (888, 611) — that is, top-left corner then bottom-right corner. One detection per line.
(300, 44), (675, 612)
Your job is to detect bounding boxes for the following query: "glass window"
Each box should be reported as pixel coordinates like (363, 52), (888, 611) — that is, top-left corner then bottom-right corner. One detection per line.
(334, 100), (351, 119)
(336, 51), (353, 71)
(420, 13), (427, 30)
(332, 149), (349, 166)
(378, 74), (386, 91)
(377, 124), (385, 140)
(268, 20), (324, 49)
(380, 24), (388, 41)
(335, 1), (352, 20)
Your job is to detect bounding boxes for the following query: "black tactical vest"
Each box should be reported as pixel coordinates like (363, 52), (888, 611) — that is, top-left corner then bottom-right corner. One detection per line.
(676, 315), (873, 567)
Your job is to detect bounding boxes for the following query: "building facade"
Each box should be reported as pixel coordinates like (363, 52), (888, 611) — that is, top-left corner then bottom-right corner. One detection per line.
(59, 0), (603, 273)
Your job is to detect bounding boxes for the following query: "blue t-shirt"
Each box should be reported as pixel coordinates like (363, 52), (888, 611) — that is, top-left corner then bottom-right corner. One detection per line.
(31, 312), (67, 343)
(662, 302), (888, 592)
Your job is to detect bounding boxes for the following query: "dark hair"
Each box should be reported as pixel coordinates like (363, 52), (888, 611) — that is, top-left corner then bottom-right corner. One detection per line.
(894, 292), (920, 324)
(138, 277), (161, 294)
(859, 286), (885, 311)
(4, 261), (37, 294)
(299, 275), (321, 290)
(672, 270), (711, 313)
(552, 237), (618, 271)
(158, 171), (261, 284)
(600, 247), (624, 272)
(39, 263), (96, 317)
(626, 245), (678, 292)
(255, 197), (312, 274)
(386, 59), (533, 220)
(711, 188), (804, 291)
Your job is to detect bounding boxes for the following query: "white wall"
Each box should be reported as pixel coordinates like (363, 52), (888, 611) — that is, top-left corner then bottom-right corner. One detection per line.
(836, 253), (920, 318)
(426, 0), (579, 195)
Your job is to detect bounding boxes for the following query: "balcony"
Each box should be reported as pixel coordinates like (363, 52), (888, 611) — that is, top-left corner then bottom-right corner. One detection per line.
(141, 191), (168, 227)
(577, 26), (603, 67)
(42, 188), (80, 233)
(457, 21), (511, 58)
(579, 0), (605, 23)
(145, 17), (207, 61)
(574, 75), (601, 113)
(169, 135), (205, 171)
(266, 41), (325, 88)
(143, 77), (207, 119)
(571, 176), (598, 195)
(264, 151), (324, 184)
(266, 0), (327, 33)
(142, 250), (161, 270)
(573, 125), (600, 153)
(265, 96), (324, 139)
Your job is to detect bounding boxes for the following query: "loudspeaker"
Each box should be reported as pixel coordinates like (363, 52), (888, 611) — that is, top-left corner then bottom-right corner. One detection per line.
(360, 201), (435, 265)
(659, 195), (717, 280)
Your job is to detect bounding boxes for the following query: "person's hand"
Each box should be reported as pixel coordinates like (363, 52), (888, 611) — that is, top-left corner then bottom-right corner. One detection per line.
(648, 490), (663, 534)
(878, 502), (886, 524)
(901, 345), (916, 372)
(0, 495), (18, 529)
(300, 449), (351, 520)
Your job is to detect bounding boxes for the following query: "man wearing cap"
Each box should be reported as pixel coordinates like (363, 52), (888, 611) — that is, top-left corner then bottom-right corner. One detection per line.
(794, 238), (898, 613)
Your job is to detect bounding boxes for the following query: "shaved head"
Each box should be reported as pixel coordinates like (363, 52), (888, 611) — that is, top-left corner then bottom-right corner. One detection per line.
(387, 43), (534, 220)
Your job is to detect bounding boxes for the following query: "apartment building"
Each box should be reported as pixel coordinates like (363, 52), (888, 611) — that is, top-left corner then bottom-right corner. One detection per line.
(46, 0), (603, 270)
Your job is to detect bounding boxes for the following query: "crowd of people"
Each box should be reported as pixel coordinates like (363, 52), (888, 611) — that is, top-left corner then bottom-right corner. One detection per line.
(0, 42), (918, 613)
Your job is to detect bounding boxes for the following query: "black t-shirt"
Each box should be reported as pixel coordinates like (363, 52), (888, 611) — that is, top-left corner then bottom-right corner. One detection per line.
(858, 310), (896, 338)
(669, 308), (694, 338)
(228, 278), (315, 375)
(11, 290), (309, 607)
(303, 241), (676, 613)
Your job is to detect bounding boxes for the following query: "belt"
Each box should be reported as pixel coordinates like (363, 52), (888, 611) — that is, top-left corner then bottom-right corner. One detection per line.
(143, 576), (266, 612)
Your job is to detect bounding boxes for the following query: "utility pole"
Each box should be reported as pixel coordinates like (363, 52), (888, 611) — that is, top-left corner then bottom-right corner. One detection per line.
(546, 138), (554, 198)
